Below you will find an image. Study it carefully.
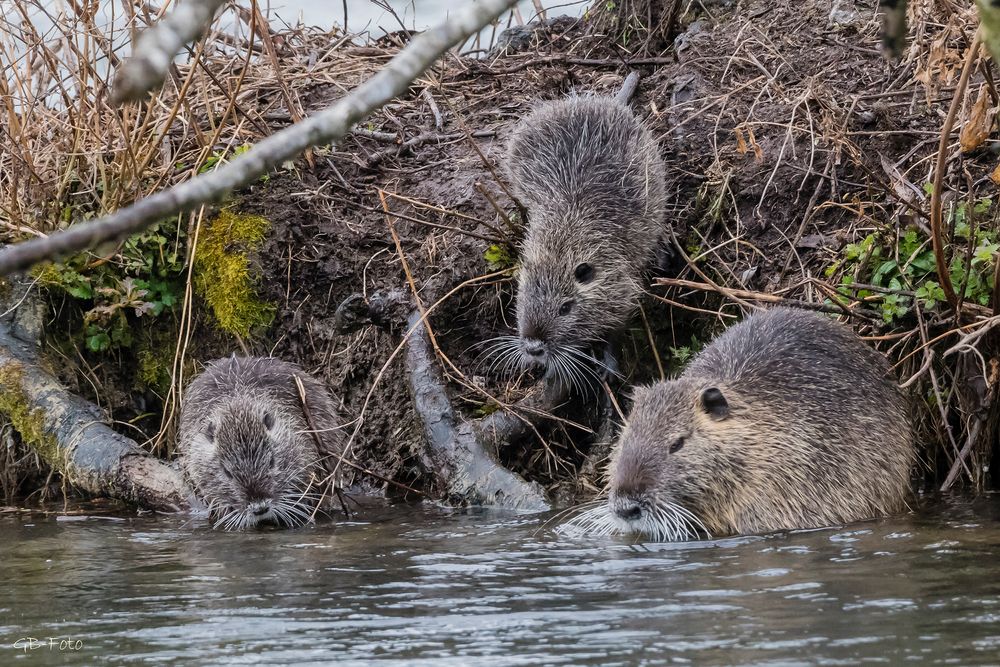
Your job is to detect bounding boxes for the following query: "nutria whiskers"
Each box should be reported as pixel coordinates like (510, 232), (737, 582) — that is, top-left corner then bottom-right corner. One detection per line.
(177, 356), (347, 529)
(565, 307), (916, 540)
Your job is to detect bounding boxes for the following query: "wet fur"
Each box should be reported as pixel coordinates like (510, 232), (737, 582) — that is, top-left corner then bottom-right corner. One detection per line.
(503, 95), (667, 370)
(177, 356), (347, 529)
(602, 308), (916, 538)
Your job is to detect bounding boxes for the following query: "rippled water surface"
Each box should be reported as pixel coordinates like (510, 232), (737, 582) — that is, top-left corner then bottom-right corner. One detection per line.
(3, 497), (1000, 665)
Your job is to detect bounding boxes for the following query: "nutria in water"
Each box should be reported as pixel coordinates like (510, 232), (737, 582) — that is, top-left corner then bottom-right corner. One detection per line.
(568, 307), (915, 540)
(177, 356), (347, 529)
(496, 95), (667, 388)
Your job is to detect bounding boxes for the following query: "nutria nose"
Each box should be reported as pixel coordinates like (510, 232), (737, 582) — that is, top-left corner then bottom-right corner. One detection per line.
(611, 492), (645, 522)
(523, 339), (546, 358)
(249, 501), (271, 516)
(614, 502), (643, 521)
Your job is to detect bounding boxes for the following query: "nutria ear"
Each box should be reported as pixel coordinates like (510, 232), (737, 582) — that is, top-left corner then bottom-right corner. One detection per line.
(263, 412), (275, 430)
(701, 387), (730, 420)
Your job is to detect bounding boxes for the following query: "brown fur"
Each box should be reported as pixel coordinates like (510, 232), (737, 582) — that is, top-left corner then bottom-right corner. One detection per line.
(606, 308), (916, 538)
(177, 356), (347, 529)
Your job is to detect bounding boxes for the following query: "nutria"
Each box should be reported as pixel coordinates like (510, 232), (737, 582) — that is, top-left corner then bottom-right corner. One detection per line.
(568, 307), (915, 540)
(499, 94), (667, 386)
(177, 356), (347, 529)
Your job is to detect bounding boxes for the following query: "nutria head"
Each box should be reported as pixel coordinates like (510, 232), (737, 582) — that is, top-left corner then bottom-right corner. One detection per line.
(605, 379), (746, 540)
(563, 307), (915, 541)
(184, 395), (321, 529)
(514, 225), (640, 379)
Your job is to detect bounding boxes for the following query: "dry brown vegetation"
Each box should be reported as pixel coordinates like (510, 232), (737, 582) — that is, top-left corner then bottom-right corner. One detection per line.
(2, 0), (1000, 507)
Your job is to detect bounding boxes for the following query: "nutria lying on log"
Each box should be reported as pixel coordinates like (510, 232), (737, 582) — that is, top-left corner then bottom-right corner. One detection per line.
(493, 95), (667, 391)
(566, 307), (916, 540)
(177, 356), (347, 529)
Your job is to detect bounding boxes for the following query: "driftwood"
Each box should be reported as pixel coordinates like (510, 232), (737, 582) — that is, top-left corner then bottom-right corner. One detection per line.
(405, 312), (549, 511)
(0, 0), (519, 277)
(0, 279), (190, 511)
(473, 379), (569, 453)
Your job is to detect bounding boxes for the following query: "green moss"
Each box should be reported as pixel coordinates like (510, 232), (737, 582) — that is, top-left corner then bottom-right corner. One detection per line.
(193, 209), (275, 337)
(0, 362), (64, 470)
(136, 329), (177, 393)
(31, 262), (94, 300)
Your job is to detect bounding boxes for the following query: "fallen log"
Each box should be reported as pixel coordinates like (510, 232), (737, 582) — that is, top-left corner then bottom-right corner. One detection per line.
(0, 279), (191, 512)
(404, 311), (549, 511)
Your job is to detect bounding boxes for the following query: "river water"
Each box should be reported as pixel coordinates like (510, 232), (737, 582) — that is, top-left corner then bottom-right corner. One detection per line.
(4, 496), (1000, 665)
(277, 0), (586, 32)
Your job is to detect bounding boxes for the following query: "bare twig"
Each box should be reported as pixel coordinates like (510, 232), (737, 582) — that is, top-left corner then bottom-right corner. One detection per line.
(654, 276), (881, 319)
(112, 0), (228, 103)
(940, 418), (983, 492)
(929, 30), (982, 313)
(638, 302), (665, 382)
(474, 182), (520, 239)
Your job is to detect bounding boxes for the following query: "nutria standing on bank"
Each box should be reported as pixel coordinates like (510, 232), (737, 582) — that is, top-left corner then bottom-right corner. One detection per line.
(178, 356), (347, 529)
(499, 95), (667, 386)
(568, 308), (915, 540)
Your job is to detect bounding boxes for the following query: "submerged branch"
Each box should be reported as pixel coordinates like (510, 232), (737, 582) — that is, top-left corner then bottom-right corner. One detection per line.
(0, 0), (518, 277)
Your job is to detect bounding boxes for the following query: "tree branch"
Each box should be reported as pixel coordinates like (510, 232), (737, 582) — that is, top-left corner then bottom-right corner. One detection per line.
(112, 0), (228, 103)
(405, 312), (549, 511)
(0, 281), (191, 511)
(0, 0), (518, 277)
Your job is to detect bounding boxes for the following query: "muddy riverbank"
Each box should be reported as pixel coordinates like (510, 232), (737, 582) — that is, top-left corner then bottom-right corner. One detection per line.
(2, 0), (999, 507)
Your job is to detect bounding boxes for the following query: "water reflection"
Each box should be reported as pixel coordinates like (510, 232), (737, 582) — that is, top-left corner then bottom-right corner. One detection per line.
(2, 497), (1000, 665)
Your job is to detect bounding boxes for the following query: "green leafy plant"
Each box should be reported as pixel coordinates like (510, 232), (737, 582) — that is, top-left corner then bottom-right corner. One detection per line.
(197, 143), (252, 174)
(668, 335), (702, 373)
(33, 218), (185, 354)
(827, 196), (998, 323)
(484, 243), (514, 271)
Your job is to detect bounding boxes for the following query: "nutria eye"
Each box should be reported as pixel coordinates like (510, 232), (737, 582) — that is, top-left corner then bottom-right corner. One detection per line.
(263, 412), (275, 430)
(669, 437), (685, 454)
(559, 300), (574, 316)
(205, 424), (215, 443)
(574, 263), (595, 283)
